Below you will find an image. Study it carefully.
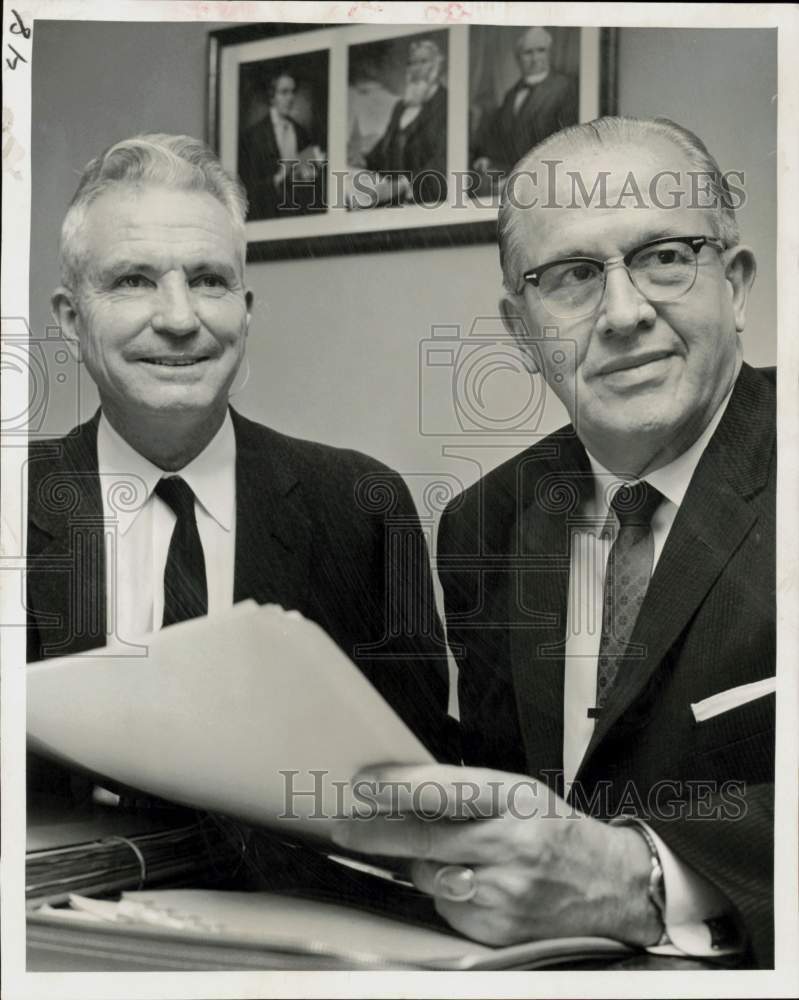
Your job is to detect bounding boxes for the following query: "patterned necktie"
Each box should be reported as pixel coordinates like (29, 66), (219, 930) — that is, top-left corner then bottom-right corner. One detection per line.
(155, 476), (208, 627)
(594, 481), (663, 711)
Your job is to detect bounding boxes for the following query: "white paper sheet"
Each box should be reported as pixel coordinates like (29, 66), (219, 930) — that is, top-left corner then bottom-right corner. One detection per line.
(27, 602), (434, 840)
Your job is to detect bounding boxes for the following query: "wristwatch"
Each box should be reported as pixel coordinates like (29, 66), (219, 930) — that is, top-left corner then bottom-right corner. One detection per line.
(610, 815), (671, 946)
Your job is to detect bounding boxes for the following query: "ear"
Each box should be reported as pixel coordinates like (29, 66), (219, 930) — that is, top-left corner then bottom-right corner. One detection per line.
(499, 292), (540, 375)
(50, 286), (82, 346)
(724, 245), (756, 333)
(244, 289), (253, 334)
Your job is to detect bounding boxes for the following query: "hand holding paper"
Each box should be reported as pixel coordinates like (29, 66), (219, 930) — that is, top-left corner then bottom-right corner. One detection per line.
(332, 763), (661, 948)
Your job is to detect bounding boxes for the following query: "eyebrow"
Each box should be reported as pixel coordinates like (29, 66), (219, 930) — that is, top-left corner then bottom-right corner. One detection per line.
(537, 229), (686, 265)
(185, 260), (239, 276)
(99, 260), (153, 276)
(98, 259), (238, 279)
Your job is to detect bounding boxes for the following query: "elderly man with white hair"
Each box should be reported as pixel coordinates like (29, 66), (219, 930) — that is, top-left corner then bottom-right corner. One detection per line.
(362, 37), (448, 205)
(473, 26), (578, 180)
(334, 116), (775, 969)
(26, 132), (457, 806)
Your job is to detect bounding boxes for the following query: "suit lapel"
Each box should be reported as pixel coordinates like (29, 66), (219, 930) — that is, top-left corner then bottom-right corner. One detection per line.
(508, 433), (593, 790)
(231, 410), (312, 612)
(578, 364), (775, 769)
(27, 414), (107, 657)
(29, 409), (317, 655)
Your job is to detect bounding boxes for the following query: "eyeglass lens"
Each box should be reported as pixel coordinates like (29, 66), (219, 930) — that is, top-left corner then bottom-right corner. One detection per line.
(538, 240), (701, 318)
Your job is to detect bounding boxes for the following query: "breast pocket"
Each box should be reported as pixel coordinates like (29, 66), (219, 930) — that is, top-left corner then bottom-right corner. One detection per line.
(684, 691), (775, 786)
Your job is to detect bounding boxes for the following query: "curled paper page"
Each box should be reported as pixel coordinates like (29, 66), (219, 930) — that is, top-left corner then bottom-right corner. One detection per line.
(27, 602), (434, 840)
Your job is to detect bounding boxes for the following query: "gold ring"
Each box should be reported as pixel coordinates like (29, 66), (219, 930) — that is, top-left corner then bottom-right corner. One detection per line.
(431, 864), (478, 902)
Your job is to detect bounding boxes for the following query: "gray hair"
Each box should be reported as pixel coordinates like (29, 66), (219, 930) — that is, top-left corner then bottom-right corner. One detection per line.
(409, 38), (444, 70)
(516, 27), (553, 53)
(59, 133), (248, 291)
(498, 116), (741, 294)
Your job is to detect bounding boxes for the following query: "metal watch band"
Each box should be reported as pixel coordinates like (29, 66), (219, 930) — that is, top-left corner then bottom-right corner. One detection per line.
(610, 815), (670, 946)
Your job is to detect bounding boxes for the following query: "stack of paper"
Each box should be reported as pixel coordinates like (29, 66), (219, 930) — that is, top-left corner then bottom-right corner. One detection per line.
(27, 602), (433, 839)
(26, 602), (634, 971)
(31, 889), (631, 971)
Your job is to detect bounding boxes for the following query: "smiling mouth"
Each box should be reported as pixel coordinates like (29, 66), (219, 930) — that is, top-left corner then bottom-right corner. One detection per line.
(139, 358), (209, 367)
(598, 352), (673, 377)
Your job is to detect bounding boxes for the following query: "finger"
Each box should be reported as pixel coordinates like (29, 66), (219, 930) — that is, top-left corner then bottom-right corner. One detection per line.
(330, 813), (504, 864)
(433, 897), (518, 948)
(410, 859), (492, 908)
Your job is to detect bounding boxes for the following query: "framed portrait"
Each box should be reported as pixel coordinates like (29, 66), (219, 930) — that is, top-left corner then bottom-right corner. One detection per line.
(209, 22), (618, 261)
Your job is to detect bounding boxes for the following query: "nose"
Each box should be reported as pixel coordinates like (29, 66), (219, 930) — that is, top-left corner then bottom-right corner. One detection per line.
(151, 274), (200, 338)
(595, 259), (656, 337)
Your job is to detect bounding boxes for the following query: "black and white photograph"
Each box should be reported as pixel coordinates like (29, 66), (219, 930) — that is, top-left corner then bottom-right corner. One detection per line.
(468, 25), (580, 198)
(211, 22), (614, 259)
(1, 3), (797, 999)
(237, 49), (329, 220)
(346, 30), (449, 208)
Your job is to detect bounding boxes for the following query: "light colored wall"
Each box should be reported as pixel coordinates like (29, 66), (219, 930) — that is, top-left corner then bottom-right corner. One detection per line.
(30, 22), (778, 499)
(617, 27), (777, 367)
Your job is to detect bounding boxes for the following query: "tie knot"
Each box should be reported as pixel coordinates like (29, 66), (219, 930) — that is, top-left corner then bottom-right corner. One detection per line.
(610, 481), (662, 527)
(155, 476), (196, 519)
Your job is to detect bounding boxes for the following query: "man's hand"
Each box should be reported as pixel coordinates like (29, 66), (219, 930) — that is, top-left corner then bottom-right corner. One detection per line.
(331, 764), (662, 948)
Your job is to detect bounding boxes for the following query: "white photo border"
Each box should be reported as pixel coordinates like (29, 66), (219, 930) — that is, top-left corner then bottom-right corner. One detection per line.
(209, 21), (617, 261)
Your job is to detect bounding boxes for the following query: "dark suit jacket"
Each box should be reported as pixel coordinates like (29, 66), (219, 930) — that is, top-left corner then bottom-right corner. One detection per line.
(238, 114), (323, 220)
(365, 86), (447, 204)
(437, 363), (775, 966)
(476, 71), (578, 173)
(27, 409), (456, 796)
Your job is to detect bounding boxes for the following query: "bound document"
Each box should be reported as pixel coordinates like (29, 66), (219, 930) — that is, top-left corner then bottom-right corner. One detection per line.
(29, 888), (630, 971)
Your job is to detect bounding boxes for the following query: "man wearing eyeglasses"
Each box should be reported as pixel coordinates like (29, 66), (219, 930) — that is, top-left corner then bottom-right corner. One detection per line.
(333, 117), (775, 968)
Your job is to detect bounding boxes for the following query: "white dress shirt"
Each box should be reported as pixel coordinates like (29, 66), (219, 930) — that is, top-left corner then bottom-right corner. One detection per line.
(398, 82), (439, 131)
(270, 107), (298, 161)
(96, 412), (236, 642)
(562, 387), (738, 956)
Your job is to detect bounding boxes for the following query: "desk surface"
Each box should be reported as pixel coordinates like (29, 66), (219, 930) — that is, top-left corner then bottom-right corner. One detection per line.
(25, 801), (733, 974)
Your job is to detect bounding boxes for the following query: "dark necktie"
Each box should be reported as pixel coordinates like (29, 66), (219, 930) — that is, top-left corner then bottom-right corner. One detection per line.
(155, 476), (208, 627)
(594, 481), (663, 711)
(513, 85), (532, 115)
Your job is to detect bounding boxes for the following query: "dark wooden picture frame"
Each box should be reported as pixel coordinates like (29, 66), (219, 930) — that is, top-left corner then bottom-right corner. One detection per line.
(208, 22), (618, 262)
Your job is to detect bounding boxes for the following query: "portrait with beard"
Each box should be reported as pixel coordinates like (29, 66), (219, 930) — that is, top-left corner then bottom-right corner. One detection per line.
(347, 34), (448, 208)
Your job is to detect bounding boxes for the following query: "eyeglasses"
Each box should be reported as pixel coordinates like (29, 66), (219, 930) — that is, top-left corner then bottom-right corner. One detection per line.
(517, 235), (726, 319)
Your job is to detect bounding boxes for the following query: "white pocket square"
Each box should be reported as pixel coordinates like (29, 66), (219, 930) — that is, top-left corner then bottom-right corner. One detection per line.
(691, 677), (776, 723)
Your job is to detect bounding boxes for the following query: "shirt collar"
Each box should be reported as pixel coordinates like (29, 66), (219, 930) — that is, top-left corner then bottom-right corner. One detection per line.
(96, 411), (236, 534)
(585, 386), (735, 515)
(270, 107), (291, 129)
(97, 415), (163, 535)
(523, 71), (549, 87)
(178, 411), (236, 530)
